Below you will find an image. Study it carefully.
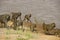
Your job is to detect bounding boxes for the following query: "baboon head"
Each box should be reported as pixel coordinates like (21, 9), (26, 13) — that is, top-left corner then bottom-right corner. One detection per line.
(51, 23), (56, 28)
(23, 14), (31, 22)
(26, 14), (31, 19)
(0, 14), (10, 23)
(2, 14), (10, 21)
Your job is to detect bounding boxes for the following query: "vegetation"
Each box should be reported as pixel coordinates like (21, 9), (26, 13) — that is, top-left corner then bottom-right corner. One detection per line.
(5, 29), (35, 40)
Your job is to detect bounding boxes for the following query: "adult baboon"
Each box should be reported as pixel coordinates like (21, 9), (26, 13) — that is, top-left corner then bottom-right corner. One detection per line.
(0, 14), (10, 28)
(10, 12), (22, 30)
(23, 14), (38, 32)
(23, 14), (31, 22)
(23, 21), (37, 32)
(20, 14), (32, 31)
(43, 22), (56, 35)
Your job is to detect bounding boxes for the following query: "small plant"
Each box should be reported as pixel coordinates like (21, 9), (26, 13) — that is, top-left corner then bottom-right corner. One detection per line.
(6, 30), (10, 35)
(5, 37), (10, 40)
(25, 33), (33, 39)
(16, 38), (28, 40)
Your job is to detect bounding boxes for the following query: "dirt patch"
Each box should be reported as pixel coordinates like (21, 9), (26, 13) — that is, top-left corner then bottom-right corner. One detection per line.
(0, 28), (60, 40)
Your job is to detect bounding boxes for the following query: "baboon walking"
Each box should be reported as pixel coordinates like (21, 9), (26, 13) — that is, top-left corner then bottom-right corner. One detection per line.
(0, 14), (10, 28)
(43, 22), (56, 35)
(10, 12), (22, 30)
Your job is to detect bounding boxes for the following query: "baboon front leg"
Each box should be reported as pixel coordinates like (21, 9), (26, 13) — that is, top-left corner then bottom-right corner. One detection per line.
(13, 19), (17, 30)
(30, 24), (37, 32)
(4, 20), (7, 28)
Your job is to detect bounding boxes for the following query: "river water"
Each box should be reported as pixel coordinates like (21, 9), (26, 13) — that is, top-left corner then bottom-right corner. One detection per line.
(0, 0), (60, 28)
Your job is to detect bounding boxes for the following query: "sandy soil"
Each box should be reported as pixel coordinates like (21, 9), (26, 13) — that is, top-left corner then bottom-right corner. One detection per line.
(0, 28), (60, 40)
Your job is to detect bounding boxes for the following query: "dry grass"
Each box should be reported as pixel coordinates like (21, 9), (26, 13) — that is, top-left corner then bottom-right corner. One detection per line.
(0, 28), (60, 40)
(0, 22), (60, 40)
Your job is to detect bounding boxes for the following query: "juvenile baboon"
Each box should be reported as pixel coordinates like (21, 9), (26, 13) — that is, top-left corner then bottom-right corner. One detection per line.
(0, 14), (10, 28)
(23, 14), (31, 22)
(30, 23), (37, 32)
(10, 12), (22, 30)
(23, 21), (37, 32)
(43, 22), (56, 35)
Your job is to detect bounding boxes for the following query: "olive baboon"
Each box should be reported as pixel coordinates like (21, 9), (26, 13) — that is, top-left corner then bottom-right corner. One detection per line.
(54, 29), (60, 37)
(0, 14), (10, 28)
(43, 22), (56, 35)
(23, 14), (31, 22)
(50, 29), (60, 37)
(10, 12), (22, 30)
(20, 14), (32, 31)
(23, 21), (37, 32)
(23, 14), (37, 32)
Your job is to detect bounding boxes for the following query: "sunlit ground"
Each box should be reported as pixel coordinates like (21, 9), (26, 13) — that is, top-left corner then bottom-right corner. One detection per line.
(0, 28), (60, 40)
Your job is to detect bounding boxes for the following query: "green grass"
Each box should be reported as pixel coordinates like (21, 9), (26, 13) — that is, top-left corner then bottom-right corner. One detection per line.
(16, 38), (28, 40)
(16, 31), (34, 40)
(5, 37), (10, 40)
(25, 33), (34, 39)
(5, 29), (35, 40)
(6, 29), (23, 35)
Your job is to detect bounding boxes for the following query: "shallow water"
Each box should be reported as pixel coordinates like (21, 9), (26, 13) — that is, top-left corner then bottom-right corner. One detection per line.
(0, 0), (60, 28)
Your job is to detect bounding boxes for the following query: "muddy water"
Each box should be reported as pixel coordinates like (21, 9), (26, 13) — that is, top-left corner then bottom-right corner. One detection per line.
(0, 0), (60, 28)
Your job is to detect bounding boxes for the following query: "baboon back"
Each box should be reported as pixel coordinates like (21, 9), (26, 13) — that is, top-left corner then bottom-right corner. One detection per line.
(0, 14), (10, 28)
(43, 22), (56, 34)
